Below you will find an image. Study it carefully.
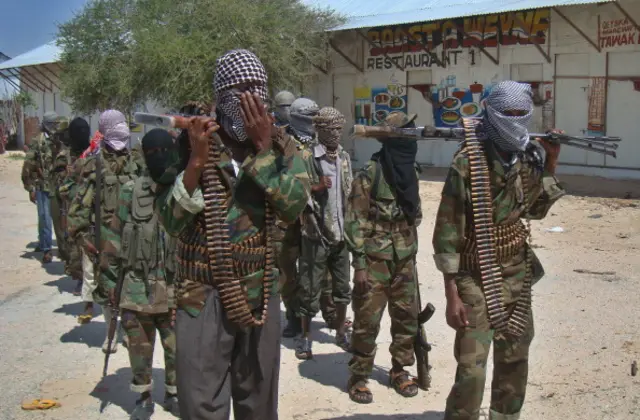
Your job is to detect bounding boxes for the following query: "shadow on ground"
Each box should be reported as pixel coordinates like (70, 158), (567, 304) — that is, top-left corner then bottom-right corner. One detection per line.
(45, 276), (79, 295)
(59, 316), (110, 349)
(279, 309), (337, 350)
(91, 367), (172, 415)
(320, 413), (444, 420)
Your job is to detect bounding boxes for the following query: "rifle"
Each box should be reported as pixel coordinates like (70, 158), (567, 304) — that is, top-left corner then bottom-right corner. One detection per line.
(103, 265), (126, 377)
(351, 122), (621, 158)
(412, 250), (435, 390)
(134, 112), (214, 130)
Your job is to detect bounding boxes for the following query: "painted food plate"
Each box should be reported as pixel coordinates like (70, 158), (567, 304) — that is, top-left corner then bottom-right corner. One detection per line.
(441, 111), (461, 125)
(389, 96), (405, 109)
(460, 102), (483, 117)
(374, 109), (389, 122)
(441, 96), (461, 111)
(374, 93), (390, 105)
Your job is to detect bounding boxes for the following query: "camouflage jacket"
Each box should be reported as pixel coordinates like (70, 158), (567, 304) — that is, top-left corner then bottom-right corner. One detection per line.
(67, 146), (146, 250)
(345, 159), (422, 271)
(50, 146), (78, 200)
(432, 143), (565, 278)
(300, 144), (352, 245)
(21, 132), (54, 193)
(100, 176), (175, 313)
(156, 130), (311, 317)
(274, 133), (314, 236)
(58, 157), (85, 211)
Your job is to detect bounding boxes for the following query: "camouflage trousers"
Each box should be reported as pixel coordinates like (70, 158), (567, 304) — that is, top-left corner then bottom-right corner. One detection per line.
(277, 222), (301, 316)
(444, 273), (534, 420)
(298, 237), (351, 318)
(49, 194), (68, 261)
(121, 309), (177, 394)
(349, 255), (418, 377)
(65, 237), (83, 280)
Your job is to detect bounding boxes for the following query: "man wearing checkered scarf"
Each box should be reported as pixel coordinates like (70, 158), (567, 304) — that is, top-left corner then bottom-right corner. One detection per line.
(157, 49), (310, 420)
(433, 80), (565, 420)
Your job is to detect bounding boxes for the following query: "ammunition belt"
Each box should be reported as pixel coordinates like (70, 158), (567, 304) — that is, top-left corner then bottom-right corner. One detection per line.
(199, 136), (275, 328)
(462, 118), (533, 338)
(460, 221), (529, 270)
(231, 234), (267, 278)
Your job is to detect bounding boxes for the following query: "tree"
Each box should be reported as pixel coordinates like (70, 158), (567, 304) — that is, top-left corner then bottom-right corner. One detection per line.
(57, 0), (343, 113)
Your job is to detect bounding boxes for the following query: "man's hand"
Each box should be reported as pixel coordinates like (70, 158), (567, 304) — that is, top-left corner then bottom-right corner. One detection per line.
(537, 129), (563, 174)
(84, 240), (99, 256)
(353, 269), (370, 295)
(311, 176), (332, 193)
(187, 116), (219, 168)
(240, 92), (273, 153)
(170, 309), (176, 327)
(445, 294), (469, 330)
(29, 191), (36, 203)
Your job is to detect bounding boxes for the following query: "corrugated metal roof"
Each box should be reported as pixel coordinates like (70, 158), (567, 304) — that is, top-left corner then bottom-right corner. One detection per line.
(0, 41), (61, 71)
(304, 0), (615, 31)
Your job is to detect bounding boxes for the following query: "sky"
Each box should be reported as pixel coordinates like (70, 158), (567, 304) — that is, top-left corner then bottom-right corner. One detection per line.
(0, 0), (90, 58)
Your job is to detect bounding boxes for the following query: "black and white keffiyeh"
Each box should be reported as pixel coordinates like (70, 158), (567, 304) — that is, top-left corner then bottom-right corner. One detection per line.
(289, 98), (319, 144)
(483, 81), (534, 153)
(213, 49), (269, 142)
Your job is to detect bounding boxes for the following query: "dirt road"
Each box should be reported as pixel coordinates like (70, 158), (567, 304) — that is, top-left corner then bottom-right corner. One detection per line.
(1, 152), (639, 420)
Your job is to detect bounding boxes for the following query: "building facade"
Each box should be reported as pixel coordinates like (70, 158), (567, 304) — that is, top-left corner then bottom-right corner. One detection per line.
(309, 0), (640, 179)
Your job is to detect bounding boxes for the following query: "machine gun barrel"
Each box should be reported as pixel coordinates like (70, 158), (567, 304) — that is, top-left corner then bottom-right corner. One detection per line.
(351, 124), (620, 158)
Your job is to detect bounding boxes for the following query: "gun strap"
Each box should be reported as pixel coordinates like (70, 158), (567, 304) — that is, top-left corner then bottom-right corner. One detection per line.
(368, 160), (382, 221)
(462, 118), (532, 338)
(94, 153), (103, 250)
(200, 135), (275, 328)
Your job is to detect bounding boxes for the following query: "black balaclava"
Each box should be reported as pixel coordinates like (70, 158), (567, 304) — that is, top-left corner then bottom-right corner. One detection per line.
(68, 117), (91, 155)
(372, 120), (420, 225)
(142, 128), (180, 185)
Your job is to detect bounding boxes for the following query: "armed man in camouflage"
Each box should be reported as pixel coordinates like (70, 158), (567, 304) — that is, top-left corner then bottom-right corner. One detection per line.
(47, 117), (71, 264)
(56, 117), (91, 295)
(101, 128), (179, 420)
(433, 81), (565, 420)
(21, 112), (64, 263)
(295, 106), (352, 360)
(155, 49), (309, 420)
(273, 90), (295, 128)
(68, 109), (145, 350)
(345, 111), (422, 404)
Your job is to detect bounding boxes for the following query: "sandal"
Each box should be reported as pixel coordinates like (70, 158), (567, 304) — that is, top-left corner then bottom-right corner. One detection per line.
(347, 376), (373, 404)
(21, 399), (61, 410)
(389, 369), (419, 398)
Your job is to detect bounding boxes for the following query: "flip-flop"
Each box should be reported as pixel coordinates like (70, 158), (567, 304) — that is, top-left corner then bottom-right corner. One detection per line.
(77, 314), (93, 324)
(21, 399), (61, 410)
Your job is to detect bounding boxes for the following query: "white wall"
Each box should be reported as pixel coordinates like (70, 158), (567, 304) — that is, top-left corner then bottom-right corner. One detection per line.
(19, 63), (169, 148)
(315, 0), (640, 179)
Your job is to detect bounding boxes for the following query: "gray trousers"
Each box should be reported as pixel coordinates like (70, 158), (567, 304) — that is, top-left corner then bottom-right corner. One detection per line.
(176, 286), (280, 420)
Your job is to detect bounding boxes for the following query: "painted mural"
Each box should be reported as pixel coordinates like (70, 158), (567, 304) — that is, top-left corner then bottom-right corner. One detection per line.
(430, 78), (495, 127)
(354, 83), (408, 125)
(366, 9), (550, 64)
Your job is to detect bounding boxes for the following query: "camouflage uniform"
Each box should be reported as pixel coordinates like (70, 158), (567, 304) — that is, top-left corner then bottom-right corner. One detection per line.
(101, 176), (177, 396)
(155, 130), (310, 419)
(68, 146), (145, 334)
(22, 131), (55, 255)
(345, 159), (422, 378)
(56, 151), (85, 280)
(47, 119), (71, 262)
(433, 141), (565, 420)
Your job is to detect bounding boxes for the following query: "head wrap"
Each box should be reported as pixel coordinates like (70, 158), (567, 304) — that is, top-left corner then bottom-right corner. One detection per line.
(371, 113), (420, 225)
(289, 98), (319, 144)
(213, 49), (268, 143)
(68, 117), (91, 154)
(142, 128), (179, 185)
(99, 109), (130, 151)
(483, 81), (534, 153)
(274, 91), (295, 126)
(41, 112), (60, 134)
(313, 107), (345, 150)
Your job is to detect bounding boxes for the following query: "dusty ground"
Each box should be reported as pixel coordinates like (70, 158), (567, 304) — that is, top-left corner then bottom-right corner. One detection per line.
(1, 152), (639, 420)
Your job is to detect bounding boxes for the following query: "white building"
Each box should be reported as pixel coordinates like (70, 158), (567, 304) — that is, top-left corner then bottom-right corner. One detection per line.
(306, 0), (640, 179)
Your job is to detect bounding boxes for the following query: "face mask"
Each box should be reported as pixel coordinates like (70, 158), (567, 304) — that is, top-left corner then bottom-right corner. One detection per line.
(215, 85), (268, 142)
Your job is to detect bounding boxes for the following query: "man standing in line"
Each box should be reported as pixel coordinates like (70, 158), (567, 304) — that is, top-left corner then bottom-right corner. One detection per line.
(155, 49), (310, 420)
(344, 111), (423, 404)
(273, 90), (295, 128)
(432, 81), (565, 420)
(68, 109), (145, 351)
(22, 112), (63, 263)
(101, 128), (180, 419)
(295, 106), (352, 360)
